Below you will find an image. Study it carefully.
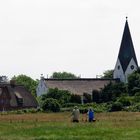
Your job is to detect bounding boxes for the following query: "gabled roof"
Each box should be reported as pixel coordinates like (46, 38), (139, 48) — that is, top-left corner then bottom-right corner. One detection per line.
(118, 18), (138, 72)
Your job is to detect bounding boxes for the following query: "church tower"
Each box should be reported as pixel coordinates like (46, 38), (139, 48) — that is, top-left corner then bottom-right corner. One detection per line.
(113, 17), (138, 83)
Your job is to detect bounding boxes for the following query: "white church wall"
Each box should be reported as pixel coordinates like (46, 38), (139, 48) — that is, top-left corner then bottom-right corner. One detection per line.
(125, 58), (138, 83)
(113, 59), (125, 82)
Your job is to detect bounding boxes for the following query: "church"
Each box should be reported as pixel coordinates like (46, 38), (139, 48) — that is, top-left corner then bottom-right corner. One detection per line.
(36, 18), (138, 96)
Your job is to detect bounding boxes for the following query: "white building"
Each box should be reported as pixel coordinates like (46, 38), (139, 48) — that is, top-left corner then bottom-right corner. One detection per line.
(36, 75), (48, 96)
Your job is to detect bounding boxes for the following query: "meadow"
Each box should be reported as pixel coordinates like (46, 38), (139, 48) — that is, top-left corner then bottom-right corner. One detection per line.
(0, 112), (140, 140)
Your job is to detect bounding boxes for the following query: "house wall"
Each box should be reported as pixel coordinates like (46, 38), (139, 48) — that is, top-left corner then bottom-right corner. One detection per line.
(36, 78), (48, 96)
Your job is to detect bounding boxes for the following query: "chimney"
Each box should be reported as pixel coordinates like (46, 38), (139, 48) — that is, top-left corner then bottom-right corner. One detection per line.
(10, 80), (16, 88)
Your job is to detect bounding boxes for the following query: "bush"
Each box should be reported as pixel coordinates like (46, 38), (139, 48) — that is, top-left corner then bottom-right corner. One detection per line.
(41, 98), (61, 112)
(117, 96), (131, 106)
(63, 103), (80, 108)
(40, 88), (71, 105)
(79, 103), (109, 113)
(133, 92), (140, 103)
(92, 90), (100, 103)
(83, 93), (92, 103)
(132, 103), (140, 111)
(124, 103), (140, 112)
(70, 94), (81, 103)
(110, 102), (123, 112)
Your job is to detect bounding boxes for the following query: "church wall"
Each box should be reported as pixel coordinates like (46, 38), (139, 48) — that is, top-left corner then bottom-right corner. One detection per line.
(125, 58), (138, 83)
(113, 59), (125, 82)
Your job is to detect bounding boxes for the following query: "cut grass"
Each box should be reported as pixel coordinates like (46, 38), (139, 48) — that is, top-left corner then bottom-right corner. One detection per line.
(0, 112), (140, 140)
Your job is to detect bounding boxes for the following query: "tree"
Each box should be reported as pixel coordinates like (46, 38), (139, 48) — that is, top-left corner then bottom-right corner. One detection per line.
(50, 71), (80, 79)
(70, 94), (81, 103)
(100, 82), (126, 102)
(40, 88), (71, 105)
(102, 70), (114, 78)
(92, 90), (100, 103)
(83, 93), (92, 103)
(128, 69), (140, 96)
(12, 75), (38, 97)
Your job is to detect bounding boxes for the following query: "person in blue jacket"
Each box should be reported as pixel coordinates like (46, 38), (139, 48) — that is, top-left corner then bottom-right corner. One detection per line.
(87, 107), (95, 122)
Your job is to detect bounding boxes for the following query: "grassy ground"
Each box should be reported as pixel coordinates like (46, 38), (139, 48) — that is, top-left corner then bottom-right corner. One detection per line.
(0, 112), (140, 140)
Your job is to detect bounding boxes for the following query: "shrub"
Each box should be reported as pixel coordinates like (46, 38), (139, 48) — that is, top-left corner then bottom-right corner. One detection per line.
(133, 92), (140, 103)
(133, 103), (140, 111)
(40, 88), (71, 105)
(70, 94), (81, 103)
(117, 96), (131, 106)
(124, 103), (140, 112)
(83, 93), (92, 103)
(110, 102), (123, 112)
(63, 103), (80, 108)
(92, 90), (100, 103)
(41, 98), (61, 112)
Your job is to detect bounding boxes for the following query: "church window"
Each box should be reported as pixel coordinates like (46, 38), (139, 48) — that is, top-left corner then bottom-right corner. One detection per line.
(118, 65), (120, 70)
(131, 65), (134, 70)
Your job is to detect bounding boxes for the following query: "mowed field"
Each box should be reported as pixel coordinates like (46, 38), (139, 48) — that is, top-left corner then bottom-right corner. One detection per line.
(0, 112), (140, 140)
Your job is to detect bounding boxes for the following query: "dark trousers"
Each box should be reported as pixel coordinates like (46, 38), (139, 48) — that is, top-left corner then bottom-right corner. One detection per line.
(73, 120), (79, 122)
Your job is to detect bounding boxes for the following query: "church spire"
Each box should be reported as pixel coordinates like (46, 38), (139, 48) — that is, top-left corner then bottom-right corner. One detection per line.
(113, 18), (138, 82)
(118, 17), (138, 72)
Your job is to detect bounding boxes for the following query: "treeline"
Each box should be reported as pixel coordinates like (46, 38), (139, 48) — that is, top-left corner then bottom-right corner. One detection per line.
(10, 69), (140, 112)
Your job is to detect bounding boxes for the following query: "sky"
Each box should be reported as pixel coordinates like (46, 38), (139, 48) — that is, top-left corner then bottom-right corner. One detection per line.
(0, 0), (140, 80)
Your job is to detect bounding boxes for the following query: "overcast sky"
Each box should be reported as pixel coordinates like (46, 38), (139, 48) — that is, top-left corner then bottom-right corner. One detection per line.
(0, 0), (140, 80)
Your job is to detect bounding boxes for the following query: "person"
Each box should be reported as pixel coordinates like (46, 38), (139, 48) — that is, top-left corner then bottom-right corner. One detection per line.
(87, 107), (95, 122)
(71, 106), (80, 122)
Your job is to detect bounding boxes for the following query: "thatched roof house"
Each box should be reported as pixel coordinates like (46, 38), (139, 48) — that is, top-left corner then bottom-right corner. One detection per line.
(37, 77), (118, 96)
(45, 78), (118, 95)
(0, 82), (38, 111)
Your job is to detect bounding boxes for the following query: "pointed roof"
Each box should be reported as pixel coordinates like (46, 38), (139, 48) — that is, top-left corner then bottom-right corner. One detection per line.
(118, 17), (138, 72)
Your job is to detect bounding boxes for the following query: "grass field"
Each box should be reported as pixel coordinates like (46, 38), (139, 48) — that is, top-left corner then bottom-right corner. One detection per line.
(0, 112), (140, 140)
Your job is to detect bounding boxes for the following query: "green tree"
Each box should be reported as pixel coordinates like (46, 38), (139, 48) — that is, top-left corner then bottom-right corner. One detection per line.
(70, 94), (81, 103)
(128, 69), (140, 96)
(102, 70), (114, 78)
(12, 75), (38, 97)
(83, 93), (92, 103)
(50, 71), (80, 79)
(100, 82), (126, 102)
(40, 88), (71, 105)
(92, 90), (100, 103)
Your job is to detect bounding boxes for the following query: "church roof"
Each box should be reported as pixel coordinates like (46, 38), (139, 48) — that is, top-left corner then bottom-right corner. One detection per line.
(118, 18), (138, 72)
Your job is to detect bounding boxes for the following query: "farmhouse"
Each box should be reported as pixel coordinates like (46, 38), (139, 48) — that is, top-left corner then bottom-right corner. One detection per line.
(36, 76), (118, 96)
(0, 78), (38, 111)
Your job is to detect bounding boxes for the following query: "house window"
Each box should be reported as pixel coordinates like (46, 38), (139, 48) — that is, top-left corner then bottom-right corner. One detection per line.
(15, 92), (23, 107)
